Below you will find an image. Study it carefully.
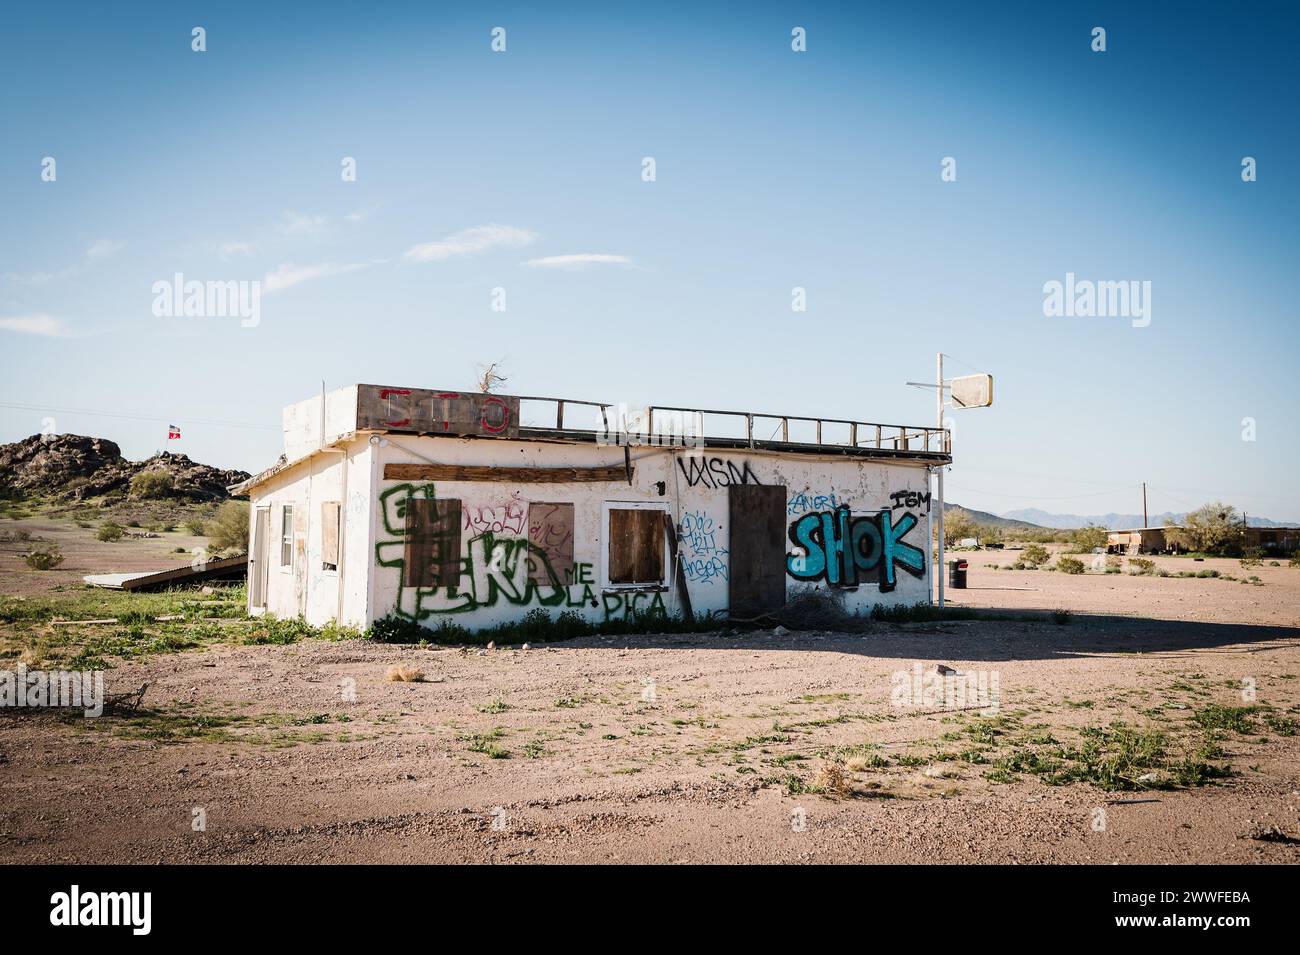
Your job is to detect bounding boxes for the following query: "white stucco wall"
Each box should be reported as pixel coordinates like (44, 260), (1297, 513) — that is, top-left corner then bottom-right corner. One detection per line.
(246, 438), (372, 628)
(247, 433), (937, 631)
(367, 436), (935, 631)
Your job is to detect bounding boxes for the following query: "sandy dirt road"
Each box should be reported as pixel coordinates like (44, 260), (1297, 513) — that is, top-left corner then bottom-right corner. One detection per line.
(4, 552), (1300, 863)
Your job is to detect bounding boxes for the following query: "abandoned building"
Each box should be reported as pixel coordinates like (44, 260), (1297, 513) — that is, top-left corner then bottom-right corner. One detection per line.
(1107, 524), (1299, 556)
(230, 385), (952, 630)
(1106, 527), (1183, 555)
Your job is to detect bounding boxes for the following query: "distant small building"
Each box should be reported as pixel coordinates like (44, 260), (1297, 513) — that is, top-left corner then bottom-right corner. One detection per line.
(230, 385), (952, 631)
(1107, 524), (1299, 556)
(1243, 526), (1300, 553)
(1106, 527), (1183, 555)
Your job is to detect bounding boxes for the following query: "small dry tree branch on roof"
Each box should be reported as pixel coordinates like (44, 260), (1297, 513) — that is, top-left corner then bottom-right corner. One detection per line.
(476, 361), (508, 393)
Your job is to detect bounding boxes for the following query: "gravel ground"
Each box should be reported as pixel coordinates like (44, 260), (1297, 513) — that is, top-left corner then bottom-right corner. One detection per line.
(3, 554), (1300, 862)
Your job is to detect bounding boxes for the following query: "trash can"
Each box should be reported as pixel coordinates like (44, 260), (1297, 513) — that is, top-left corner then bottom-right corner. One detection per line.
(948, 559), (968, 589)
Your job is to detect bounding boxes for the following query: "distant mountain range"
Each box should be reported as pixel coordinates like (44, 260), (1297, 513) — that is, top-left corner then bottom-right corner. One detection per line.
(943, 503), (1044, 531)
(998, 507), (1297, 530)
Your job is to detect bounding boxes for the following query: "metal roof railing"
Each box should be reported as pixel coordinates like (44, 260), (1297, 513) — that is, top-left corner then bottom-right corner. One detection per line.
(512, 395), (950, 457)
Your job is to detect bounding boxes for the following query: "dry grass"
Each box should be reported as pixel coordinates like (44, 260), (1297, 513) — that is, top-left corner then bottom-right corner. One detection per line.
(815, 760), (853, 798)
(384, 664), (425, 683)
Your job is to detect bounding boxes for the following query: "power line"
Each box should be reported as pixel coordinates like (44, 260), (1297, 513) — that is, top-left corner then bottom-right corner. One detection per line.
(0, 401), (278, 431)
(944, 484), (1124, 502)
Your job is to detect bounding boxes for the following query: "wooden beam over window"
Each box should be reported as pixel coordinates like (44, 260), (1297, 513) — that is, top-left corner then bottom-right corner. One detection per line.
(384, 463), (631, 483)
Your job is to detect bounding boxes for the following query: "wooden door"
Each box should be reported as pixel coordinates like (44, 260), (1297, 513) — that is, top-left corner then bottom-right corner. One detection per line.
(728, 484), (787, 617)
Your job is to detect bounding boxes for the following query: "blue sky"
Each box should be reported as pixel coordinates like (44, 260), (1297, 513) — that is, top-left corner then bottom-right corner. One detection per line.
(2, 1), (1297, 521)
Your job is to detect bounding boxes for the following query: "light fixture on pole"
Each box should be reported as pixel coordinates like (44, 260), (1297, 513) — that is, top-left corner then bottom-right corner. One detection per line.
(906, 355), (993, 608)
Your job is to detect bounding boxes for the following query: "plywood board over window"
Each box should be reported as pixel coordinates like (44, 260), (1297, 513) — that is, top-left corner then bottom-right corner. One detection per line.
(321, 501), (340, 571)
(403, 498), (462, 588)
(528, 503), (575, 584)
(608, 507), (666, 585)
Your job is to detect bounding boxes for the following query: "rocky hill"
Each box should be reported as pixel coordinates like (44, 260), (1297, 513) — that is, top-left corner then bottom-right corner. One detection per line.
(0, 434), (250, 503)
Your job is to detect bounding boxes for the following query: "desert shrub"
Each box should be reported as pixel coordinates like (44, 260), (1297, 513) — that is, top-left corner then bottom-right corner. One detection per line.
(1239, 547), (1265, 569)
(1070, 524), (1109, 553)
(184, 519), (207, 536)
(24, 546), (65, 570)
(867, 602), (981, 623)
(1021, 544), (1050, 567)
(1056, 556), (1086, 575)
(942, 508), (978, 544)
(1181, 502), (1244, 555)
(96, 520), (125, 542)
(1104, 555), (1123, 574)
(243, 614), (317, 645)
(1290, 551), (1300, 568)
(207, 500), (249, 554)
(366, 605), (718, 645)
(1128, 557), (1155, 575)
(775, 586), (857, 630)
(130, 470), (174, 499)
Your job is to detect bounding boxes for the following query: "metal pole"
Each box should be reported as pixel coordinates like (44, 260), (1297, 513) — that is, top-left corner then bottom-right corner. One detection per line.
(936, 352), (945, 609)
(1142, 482), (1148, 528)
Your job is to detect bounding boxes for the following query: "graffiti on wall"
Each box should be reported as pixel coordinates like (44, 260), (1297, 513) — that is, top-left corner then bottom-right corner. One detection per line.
(464, 502), (526, 536)
(375, 483), (596, 619)
(675, 456), (760, 489)
(787, 490), (839, 515)
(888, 489), (932, 512)
(679, 509), (728, 585)
(379, 528), (600, 620)
(786, 505), (926, 591)
(374, 483), (666, 624)
(601, 590), (667, 622)
(527, 503), (575, 584)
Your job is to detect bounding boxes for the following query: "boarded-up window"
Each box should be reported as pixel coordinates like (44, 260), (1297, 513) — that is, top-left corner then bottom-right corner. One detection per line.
(280, 505), (294, 568)
(403, 498), (461, 588)
(528, 503), (575, 584)
(321, 502), (340, 571)
(608, 507), (665, 585)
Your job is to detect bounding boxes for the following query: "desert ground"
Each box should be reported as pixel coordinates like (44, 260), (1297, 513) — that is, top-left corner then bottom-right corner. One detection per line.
(2, 519), (1299, 864)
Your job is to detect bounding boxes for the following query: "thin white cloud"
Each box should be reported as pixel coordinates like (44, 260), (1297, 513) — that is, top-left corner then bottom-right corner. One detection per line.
(219, 241), (256, 258)
(5, 239), (126, 283)
(2, 268), (67, 285)
(0, 313), (72, 337)
(85, 239), (125, 261)
(278, 210), (329, 236)
(523, 253), (632, 270)
(263, 261), (369, 295)
(404, 224), (537, 263)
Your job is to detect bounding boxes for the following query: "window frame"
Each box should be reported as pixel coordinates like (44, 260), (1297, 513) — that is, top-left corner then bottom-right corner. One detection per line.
(320, 500), (341, 574)
(601, 500), (672, 591)
(279, 504), (294, 572)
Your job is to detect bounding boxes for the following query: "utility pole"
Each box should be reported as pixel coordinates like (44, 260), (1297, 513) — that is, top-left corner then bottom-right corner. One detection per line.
(936, 352), (945, 609)
(907, 354), (991, 610)
(1142, 482), (1148, 528)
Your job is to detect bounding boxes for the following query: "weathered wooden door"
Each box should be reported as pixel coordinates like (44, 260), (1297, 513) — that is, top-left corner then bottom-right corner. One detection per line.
(728, 484), (787, 617)
(250, 507), (270, 609)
